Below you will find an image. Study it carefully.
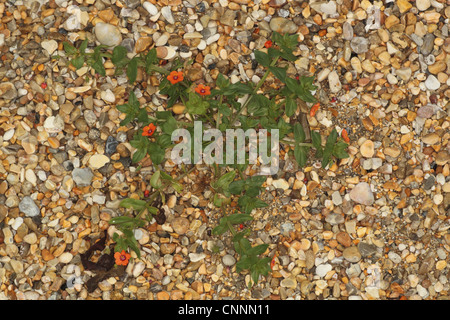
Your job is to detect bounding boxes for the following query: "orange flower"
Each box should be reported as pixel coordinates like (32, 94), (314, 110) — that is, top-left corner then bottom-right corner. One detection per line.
(264, 40), (273, 48)
(167, 70), (184, 84)
(195, 84), (211, 96)
(310, 102), (320, 117)
(142, 123), (156, 137)
(342, 128), (350, 143)
(114, 250), (131, 266)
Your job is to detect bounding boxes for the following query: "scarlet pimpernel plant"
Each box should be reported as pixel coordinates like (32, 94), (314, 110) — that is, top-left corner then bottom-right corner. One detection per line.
(63, 31), (349, 287)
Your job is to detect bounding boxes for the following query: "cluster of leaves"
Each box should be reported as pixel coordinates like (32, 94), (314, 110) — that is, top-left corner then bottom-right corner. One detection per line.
(212, 211), (271, 287)
(63, 39), (164, 83)
(62, 31), (349, 285)
(109, 170), (182, 258)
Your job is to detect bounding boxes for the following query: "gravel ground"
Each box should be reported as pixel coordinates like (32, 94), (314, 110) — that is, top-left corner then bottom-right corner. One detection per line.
(0, 0), (449, 300)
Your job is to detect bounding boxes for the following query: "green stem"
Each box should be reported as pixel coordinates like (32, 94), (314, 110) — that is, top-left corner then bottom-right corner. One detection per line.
(148, 65), (170, 75)
(280, 139), (313, 147)
(216, 95), (224, 129)
(229, 58), (278, 126)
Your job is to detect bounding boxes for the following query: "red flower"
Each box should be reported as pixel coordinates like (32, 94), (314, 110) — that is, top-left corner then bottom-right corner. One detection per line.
(195, 84), (211, 96)
(310, 103), (320, 117)
(342, 129), (350, 143)
(142, 123), (156, 137)
(264, 40), (273, 48)
(114, 250), (131, 266)
(144, 190), (150, 197)
(41, 83), (47, 89)
(167, 71), (184, 85)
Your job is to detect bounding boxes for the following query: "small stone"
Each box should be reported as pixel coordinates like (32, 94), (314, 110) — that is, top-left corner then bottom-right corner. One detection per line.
(316, 264), (332, 277)
(269, 17), (298, 34)
(416, 0), (431, 11)
(349, 182), (374, 206)
(0, 82), (18, 100)
(19, 196), (40, 217)
(59, 252), (73, 264)
(397, 0), (412, 12)
(272, 179), (289, 190)
(336, 232), (352, 247)
(143, 2), (158, 15)
(222, 254), (236, 266)
(23, 232), (37, 244)
(94, 22), (122, 47)
(41, 40), (58, 55)
(328, 70), (342, 93)
(422, 133), (440, 145)
(424, 75), (440, 91)
(89, 154), (110, 169)
(360, 140), (375, 158)
(72, 168), (94, 187)
(172, 217), (189, 235)
(325, 213), (344, 225)
(161, 6), (175, 24)
(350, 37), (369, 54)
(343, 247), (361, 263)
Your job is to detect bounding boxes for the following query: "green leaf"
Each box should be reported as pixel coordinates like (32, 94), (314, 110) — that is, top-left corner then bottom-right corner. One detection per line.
(293, 123), (306, 143)
(91, 57), (106, 76)
(234, 237), (252, 256)
(147, 143), (165, 165)
(186, 92), (209, 115)
(269, 66), (287, 83)
(254, 50), (270, 67)
(247, 244), (269, 256)
(322, 128), (338, 168)
(212, 222), (228, 235)
(238, 195), (268, 214)
(216, 73), (230, 89)
(120, 113), (135, 126)
(332, 140), (349, 159)
(150, 170), (162, 189)
(267, 47), (280, 60)
(247, 94), (270, 116)
(116, 104), (132, 114)
(226, 213), (253, 225)
(213, 170), (236, 191)
(128, 91), (140, 110)
(132, 147), (147, 163)
(161, 115), (177, 134)
(145, 48), (158, 73)
(112, 46), (128, 65)
(137, 108), (149, 124)
(63, 41), (77, 55)
(125, 235), (141, 259)
(285, 97), (297, 117)
(71, 55), (85, 69)
(157, 134), (172, 148)
(311, 130), (323, 158)
(229, 180), (245, 195)
(294, 145), (308, 167)
(120, 199), (147, 210)
(236, 256), (253, 272)
(109, 216), (138, 225)
(127, 57), (138, 84)
(79, 38), (88, 54)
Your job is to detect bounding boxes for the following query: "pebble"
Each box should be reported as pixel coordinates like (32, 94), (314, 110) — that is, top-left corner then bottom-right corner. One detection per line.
(19, 197), (40, 217)
(72, 168), (94, 187)
(269, 17), (298, 34)
(94, 22), (122, 47)
(315, 264), (332, 277)
(222, 254), (236, 266)
(349, 182), (374, 206)
(424, 75), (440, 91)
(342, 247), (361, 263)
